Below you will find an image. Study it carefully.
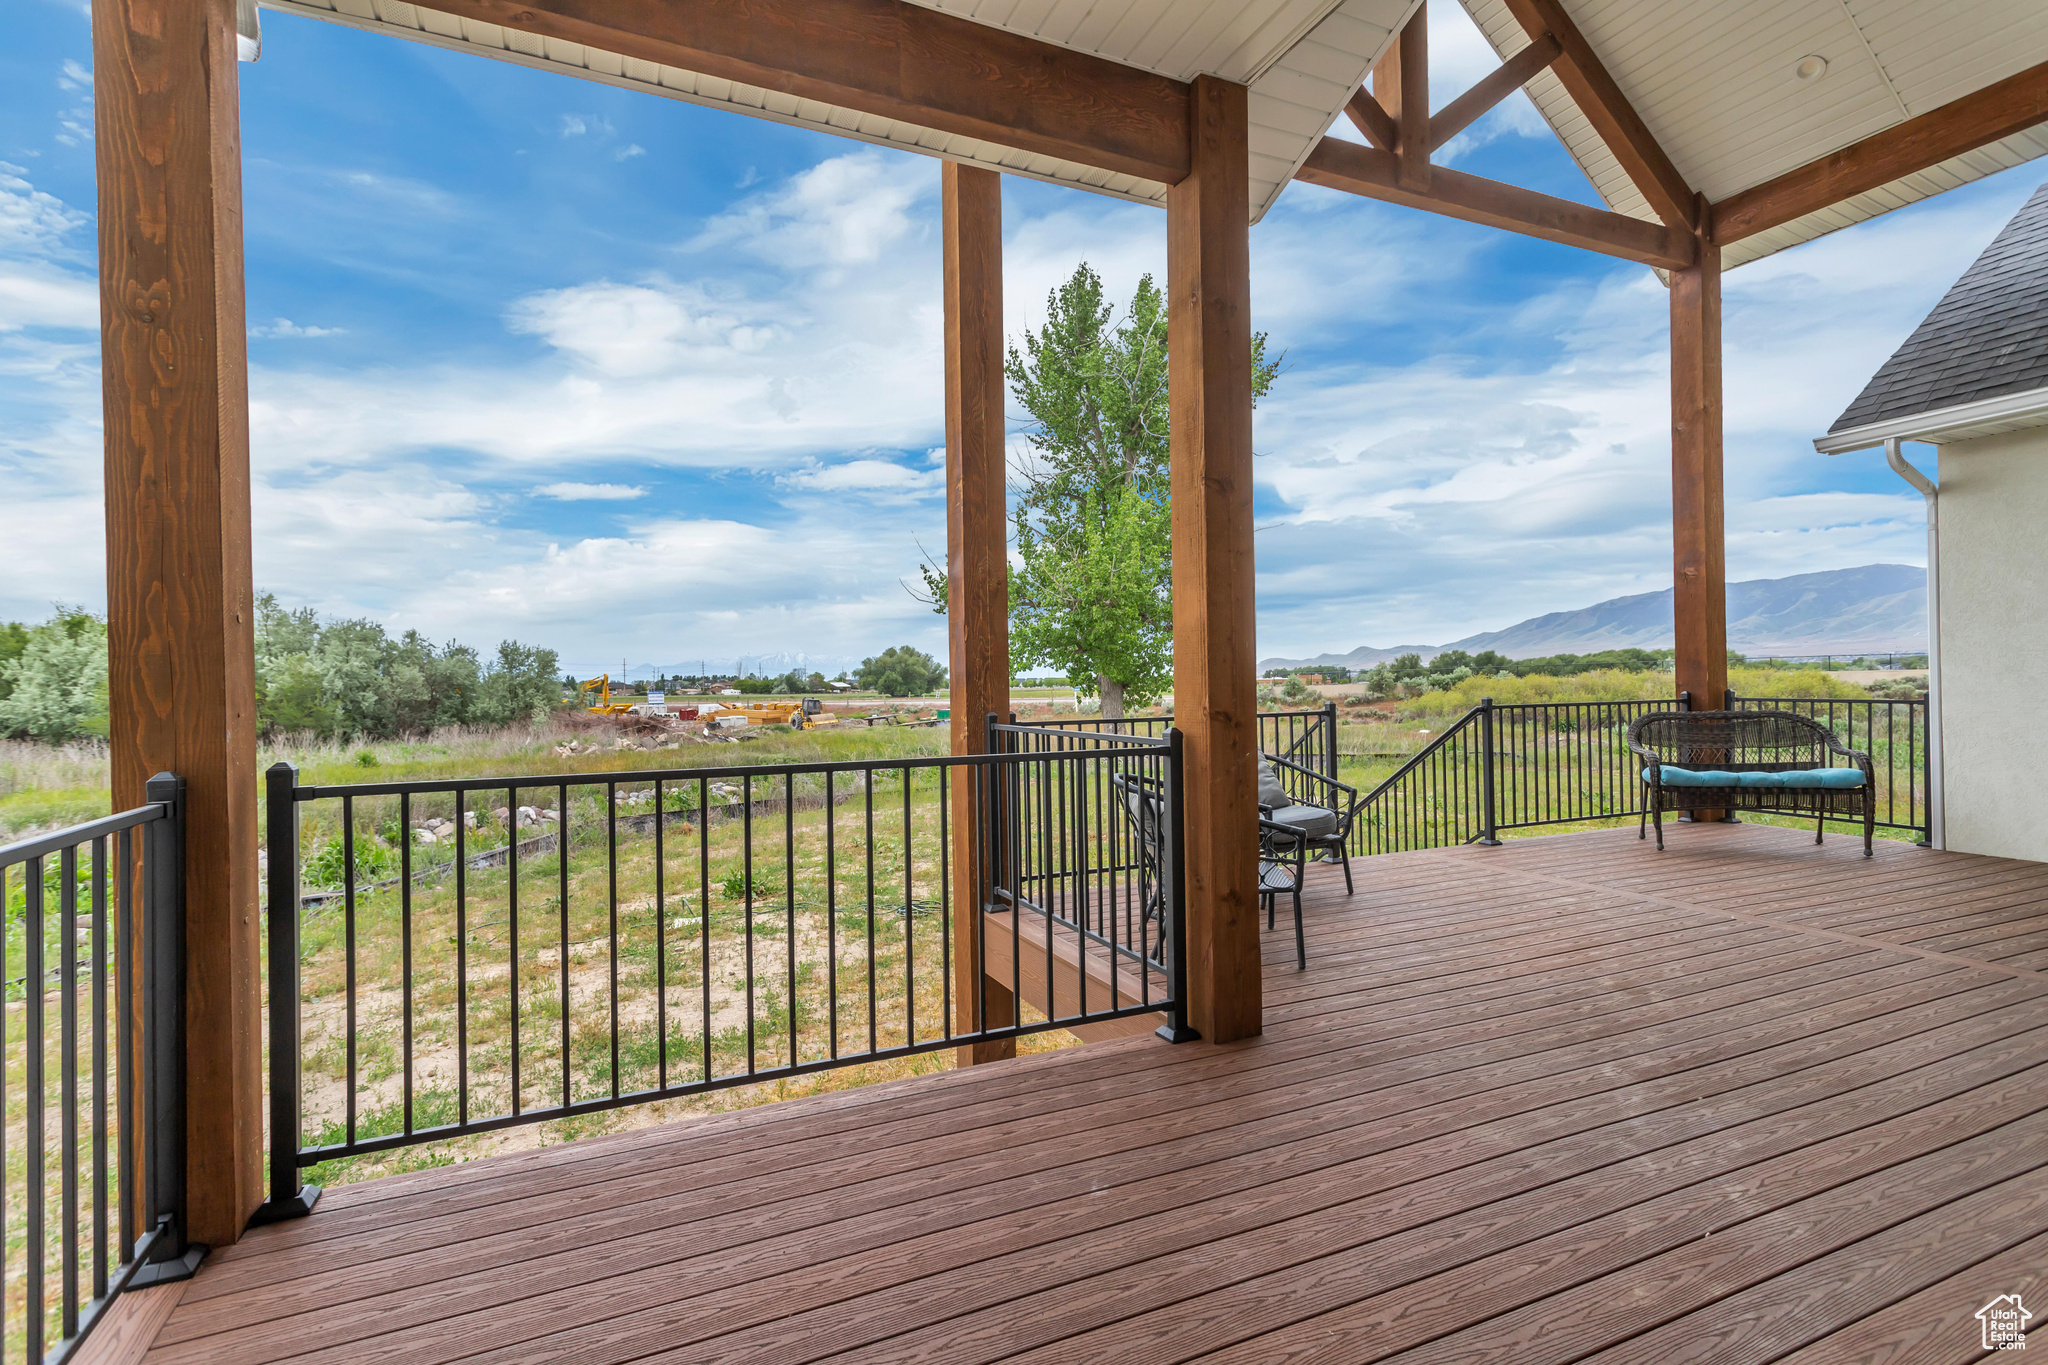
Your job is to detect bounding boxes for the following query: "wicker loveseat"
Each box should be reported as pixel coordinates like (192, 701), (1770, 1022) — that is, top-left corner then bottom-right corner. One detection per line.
(1626, 709), (1877, 856)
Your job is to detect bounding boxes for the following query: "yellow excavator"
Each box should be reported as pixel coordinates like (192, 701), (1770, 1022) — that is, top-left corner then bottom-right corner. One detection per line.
(578, 675), (634, 716)
(708, 697), (840, 730)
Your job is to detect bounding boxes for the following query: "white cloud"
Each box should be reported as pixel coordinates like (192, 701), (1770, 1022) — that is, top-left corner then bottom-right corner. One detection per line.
(0, 271), (96, 331)
(250, 317), (347, 339)
(614, 144), (646, 162)
(533, 482), (648, 501)
(782, 458), (941, 499)
(0, 163), (88, 253)
(243, 151), (950, 474)
(690, 150), (929, 269)
(559, 113), (614, 138)
(56, 59), (90, 91)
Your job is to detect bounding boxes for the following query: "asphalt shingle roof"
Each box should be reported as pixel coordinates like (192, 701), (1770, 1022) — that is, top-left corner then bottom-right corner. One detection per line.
(1830, 182), (2048, 433)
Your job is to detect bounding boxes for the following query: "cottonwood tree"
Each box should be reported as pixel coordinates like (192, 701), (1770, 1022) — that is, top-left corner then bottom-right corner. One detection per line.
(1007, 265), (1278, 719)
(915, 265), (1279, 720)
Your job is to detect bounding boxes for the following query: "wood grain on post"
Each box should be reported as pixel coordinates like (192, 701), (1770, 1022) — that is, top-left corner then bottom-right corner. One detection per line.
(1672, 197), (1728, 819)
(94, 0), (264, 1244)
(943, 162), (1017, 1065)
(1169, 76), (1262, 1045)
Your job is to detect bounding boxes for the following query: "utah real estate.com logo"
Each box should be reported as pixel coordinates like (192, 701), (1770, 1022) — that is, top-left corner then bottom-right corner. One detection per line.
(1979, 1294), (2032, 1352)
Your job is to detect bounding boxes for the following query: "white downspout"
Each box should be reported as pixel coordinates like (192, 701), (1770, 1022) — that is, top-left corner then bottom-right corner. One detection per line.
(1884, 437), (1943, 849)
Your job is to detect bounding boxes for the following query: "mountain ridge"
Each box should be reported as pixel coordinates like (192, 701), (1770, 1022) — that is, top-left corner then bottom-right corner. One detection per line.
(1261, 564), (1927, 671)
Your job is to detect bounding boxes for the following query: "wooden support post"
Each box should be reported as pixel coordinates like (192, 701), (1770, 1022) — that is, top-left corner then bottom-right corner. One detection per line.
(1169, 75), (1260, 1045)
(1671, 196), (1727, 718)
(943, 162), (1016, 1066)
(1396, 5), (1430, 191)
(94, 0), (263, 1245)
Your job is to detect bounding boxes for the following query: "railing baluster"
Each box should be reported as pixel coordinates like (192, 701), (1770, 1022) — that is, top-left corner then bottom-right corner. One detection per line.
(91, 836), (108, 1302)
(558, 782), (571, 1110)
(344, 795), (358, 1147)
(938, 766), (950, 1041)
(699, 776), (711, 1084)
(115, 829), (133, 1258)
(28, 853), (45, 1362)
(742, 774), (755, 1074)
(901, 769), (914, 1046)
(401, 791), (414, 1135)
(608, 780), (620, 1096)
(509, 784), (522, 1116)
(655, 779), (666, 1092)
(61, 842), (80, 1338)
(825, 770), (838, 1060)
(789, 772), (800, 1066)
(864, 771), (876, 1055)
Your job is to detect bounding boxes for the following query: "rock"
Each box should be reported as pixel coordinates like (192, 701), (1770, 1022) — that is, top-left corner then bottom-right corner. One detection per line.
(414, 829), (438, 844)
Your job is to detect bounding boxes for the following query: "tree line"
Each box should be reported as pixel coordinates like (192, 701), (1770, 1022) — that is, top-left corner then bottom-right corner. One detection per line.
(0, 598), (560, 744)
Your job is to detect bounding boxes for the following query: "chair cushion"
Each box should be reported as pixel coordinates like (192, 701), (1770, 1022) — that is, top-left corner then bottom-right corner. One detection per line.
(1267, 803), (1339, 838)
(1648, 767), (1739, 787)
(1256, 762), (1290, 809)
(1775, 767), (1867, 789)
(1646, 765), (1866, 789)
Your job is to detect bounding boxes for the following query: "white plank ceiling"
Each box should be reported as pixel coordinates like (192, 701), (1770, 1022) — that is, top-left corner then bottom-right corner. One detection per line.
(1460, 0), (2048, 267)
(256, 0), (2048, 264)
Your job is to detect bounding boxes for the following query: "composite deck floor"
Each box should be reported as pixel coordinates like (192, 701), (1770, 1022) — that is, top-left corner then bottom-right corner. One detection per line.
(134, 823), (2048, 1365)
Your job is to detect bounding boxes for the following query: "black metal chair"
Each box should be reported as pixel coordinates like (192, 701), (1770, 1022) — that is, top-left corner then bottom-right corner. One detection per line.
(1257, 815), (1308, 970)
(1257, 754), (1362, 895)
(1110, 771), (1170, 964)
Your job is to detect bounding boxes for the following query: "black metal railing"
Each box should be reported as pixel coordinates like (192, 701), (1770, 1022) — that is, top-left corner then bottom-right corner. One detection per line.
(0, 775), (201, 1365)
(1342, 694), (1930, 857)
(1037, 705), (1339, 784)
(986, 723), (1190, 1035)
(257, 735), (1189, 1207)
(1726, 695), (1929, 834)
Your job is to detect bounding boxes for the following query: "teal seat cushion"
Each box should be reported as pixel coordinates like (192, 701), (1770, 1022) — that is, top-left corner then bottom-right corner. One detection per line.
(1776, 767), (1866, 789)
(1648, 767), (1738, 787)
(1646, 766), (1864, 789)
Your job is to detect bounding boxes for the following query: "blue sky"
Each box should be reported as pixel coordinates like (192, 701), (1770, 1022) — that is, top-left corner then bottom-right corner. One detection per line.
(2, 0), (2036, 675)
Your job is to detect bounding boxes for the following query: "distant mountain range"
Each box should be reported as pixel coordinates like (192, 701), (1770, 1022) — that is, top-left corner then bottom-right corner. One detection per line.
(1261, 564), (1928, 671)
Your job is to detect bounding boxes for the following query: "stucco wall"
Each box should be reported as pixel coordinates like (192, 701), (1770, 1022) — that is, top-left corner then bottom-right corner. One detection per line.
(1938, 427), (2048, 861)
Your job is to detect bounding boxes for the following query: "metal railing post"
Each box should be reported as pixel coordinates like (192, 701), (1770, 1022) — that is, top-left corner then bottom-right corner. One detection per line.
(252, 762), (321, 1224)
(1321, 700), (1338, 788)
(1155, 728), (1198, 1042)
(132, 773), (205, 1286)
(1478, 697), (1501, 845)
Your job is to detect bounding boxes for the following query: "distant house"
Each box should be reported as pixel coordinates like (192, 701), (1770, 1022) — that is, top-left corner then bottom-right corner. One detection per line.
(1818, 183), (2048, 862)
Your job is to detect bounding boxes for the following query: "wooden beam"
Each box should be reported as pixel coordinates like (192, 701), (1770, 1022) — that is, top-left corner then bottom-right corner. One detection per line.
(94, 0), (264, 1247)
(1429, 33), (1561, 152)
(1295, 137), (1694, 269)
(1365, 9), (1430, 190)
(1500, 0), (1695, 232)
(1169, 75), (1260, 1046)
(418, 0), (1190, 184)
(942, 162), (1016, 1067)
(1713, 58), (2048, 244)
(1396, 5), (1430, 190)
(1671, 199), (1728, 724)
(1343, 87), (1397, 151)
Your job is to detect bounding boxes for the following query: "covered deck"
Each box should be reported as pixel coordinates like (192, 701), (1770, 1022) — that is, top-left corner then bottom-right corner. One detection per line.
(122, 823), (2048, 1364)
